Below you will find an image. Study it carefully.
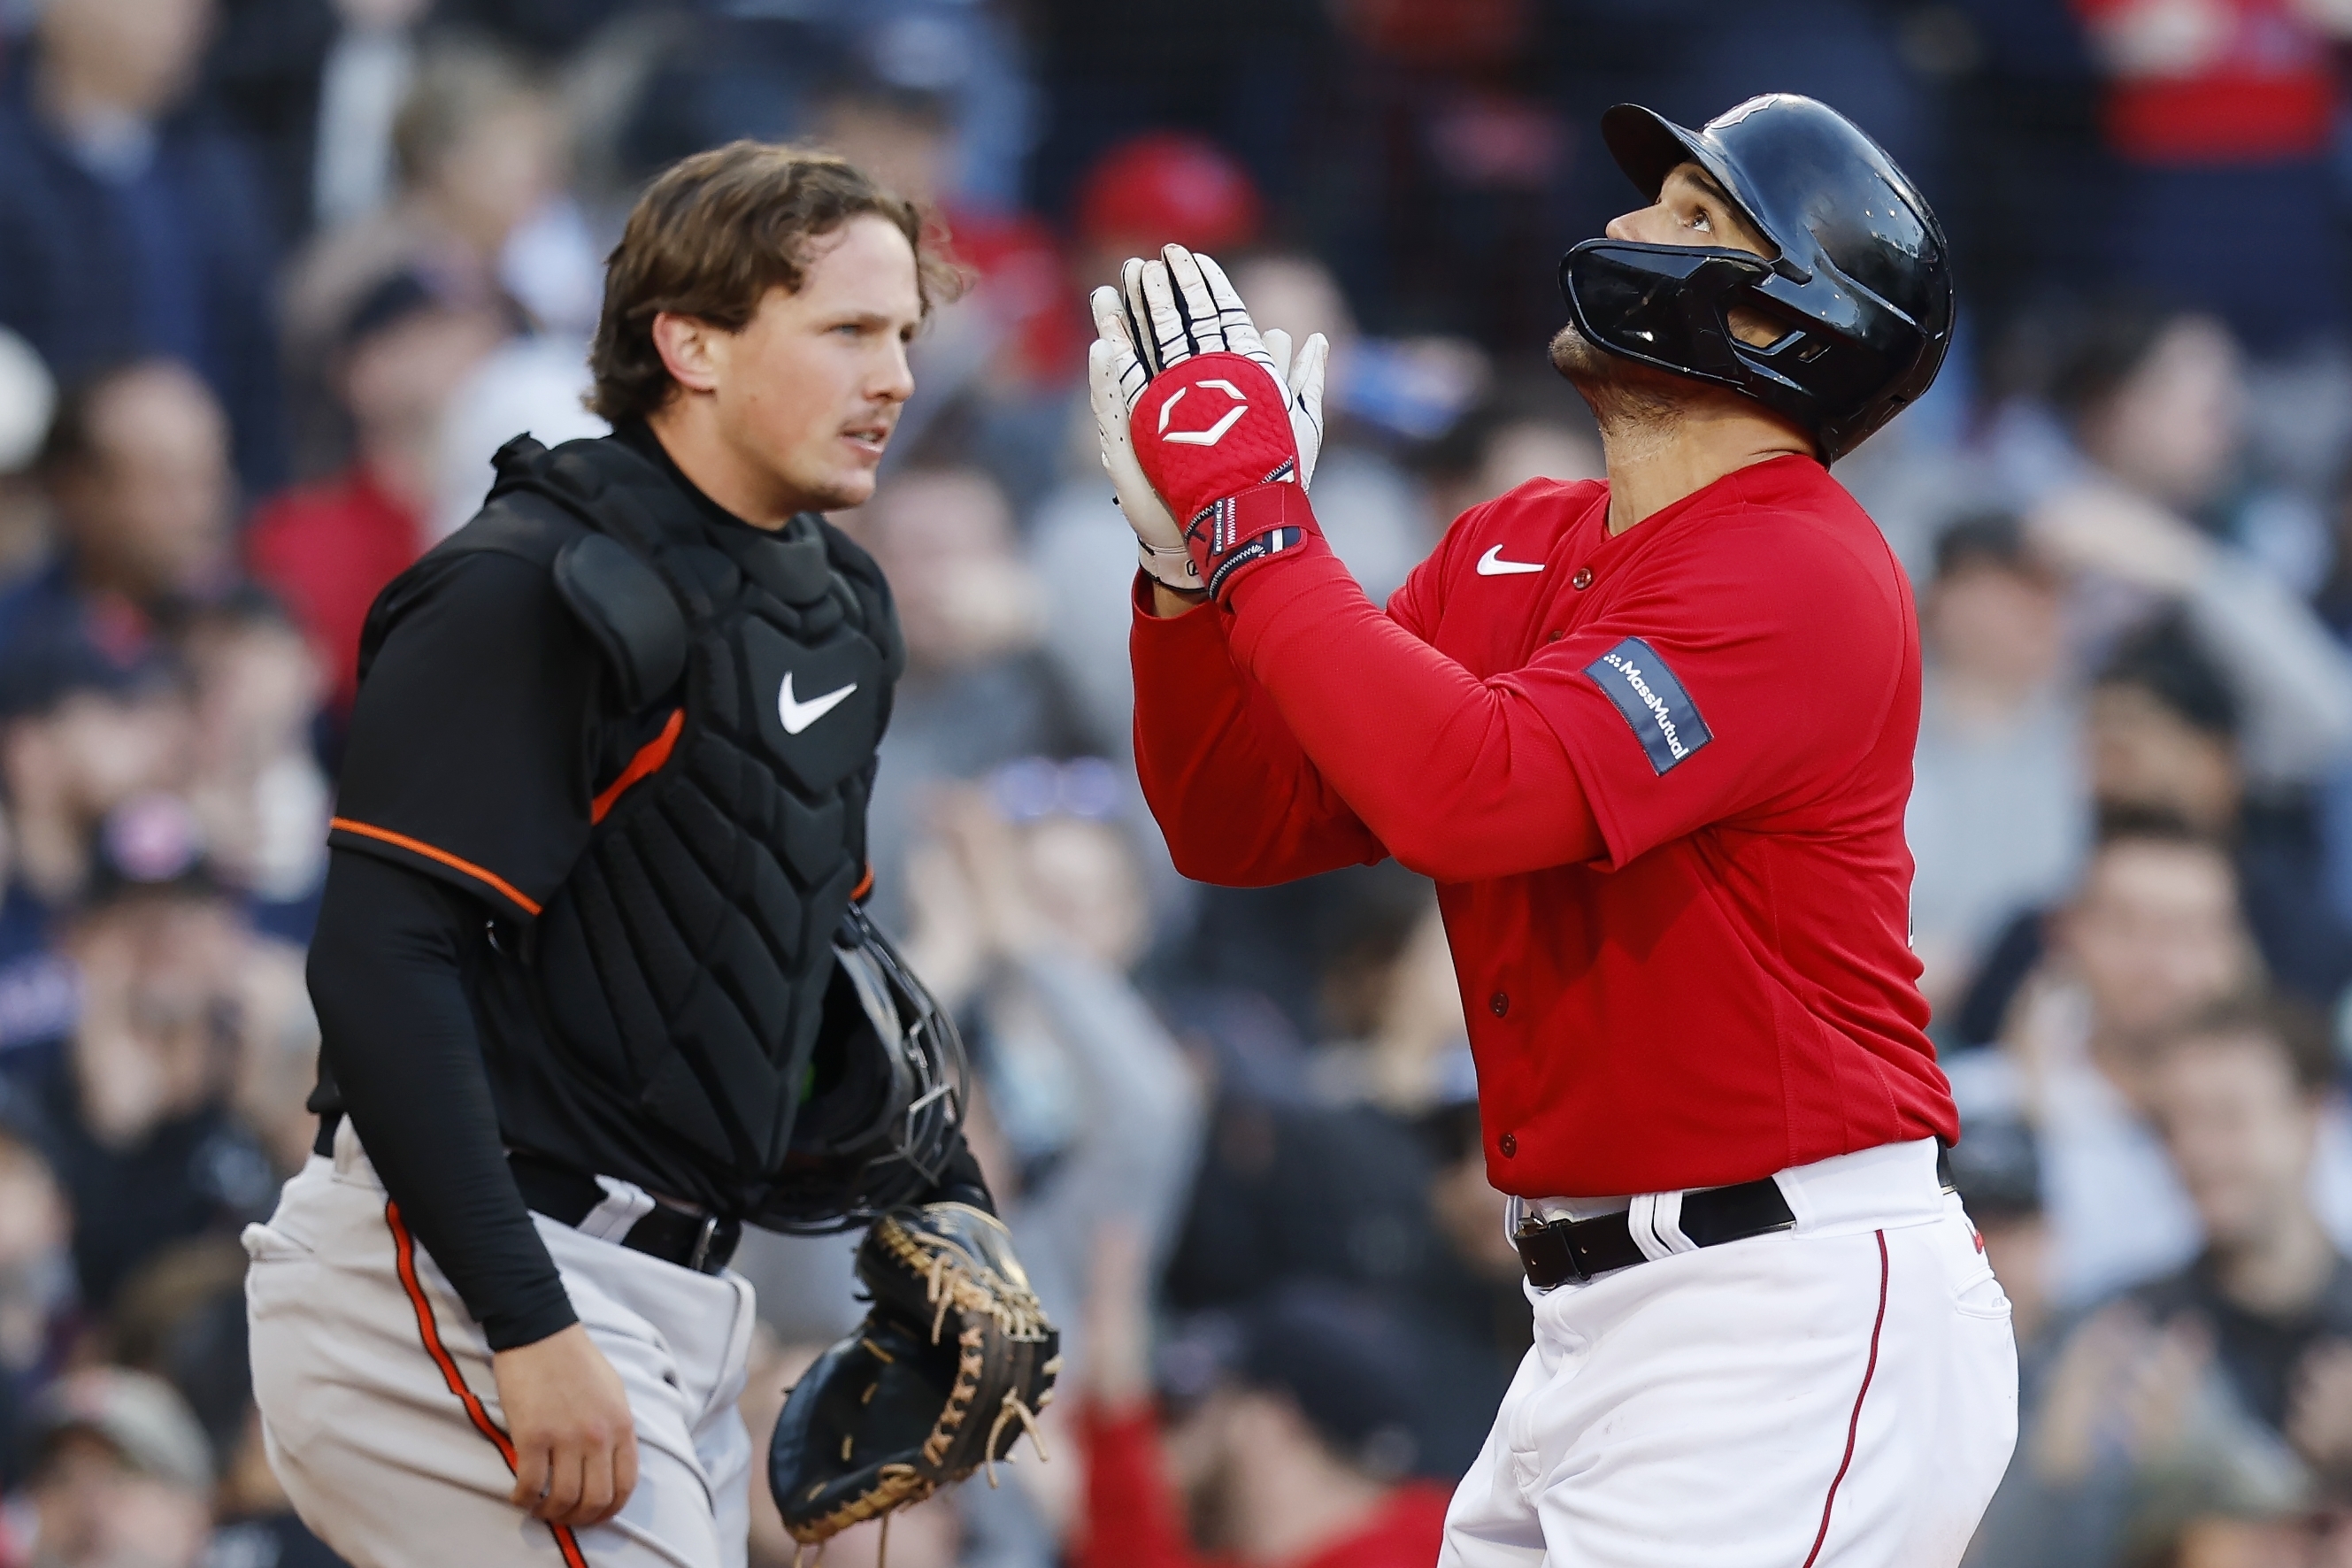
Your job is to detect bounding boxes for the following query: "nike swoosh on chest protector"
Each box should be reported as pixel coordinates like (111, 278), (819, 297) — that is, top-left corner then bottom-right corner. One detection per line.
(1477, 545), (1546, 576)
(779, 672), (858, 734)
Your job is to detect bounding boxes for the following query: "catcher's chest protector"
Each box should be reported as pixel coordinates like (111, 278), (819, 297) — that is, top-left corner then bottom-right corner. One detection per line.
(493, 438), (901, 1195)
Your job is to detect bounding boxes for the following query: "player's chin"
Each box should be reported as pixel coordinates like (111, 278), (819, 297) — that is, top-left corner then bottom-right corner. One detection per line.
(1548, 322), (1613, 385)
(1549, 324), (1701, 411)
(804, 463), (881, 515)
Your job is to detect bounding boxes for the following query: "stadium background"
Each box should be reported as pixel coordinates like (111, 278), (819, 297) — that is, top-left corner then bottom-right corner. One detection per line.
(0, 0), (2343, 1563)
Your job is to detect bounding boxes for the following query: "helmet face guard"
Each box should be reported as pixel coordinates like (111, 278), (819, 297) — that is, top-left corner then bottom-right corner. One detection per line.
(1556, 96), (1955, 463)
(763, 903), (970, 1234)
(1560, 241), (1778, 393)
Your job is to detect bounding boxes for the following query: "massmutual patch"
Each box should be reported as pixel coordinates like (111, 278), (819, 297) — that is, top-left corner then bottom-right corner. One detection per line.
(1585, 637), (1712, 774)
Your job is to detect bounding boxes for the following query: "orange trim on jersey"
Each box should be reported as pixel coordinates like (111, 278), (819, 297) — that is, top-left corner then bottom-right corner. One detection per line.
(385, 1201), (589, 1568)
(852, 863), (874, 902)
(329, 817), (543, 918)
(590, 708), (684, 825)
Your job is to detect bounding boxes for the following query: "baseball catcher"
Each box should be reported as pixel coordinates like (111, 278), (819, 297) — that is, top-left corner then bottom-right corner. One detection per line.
(242, 143), (1053, 1568)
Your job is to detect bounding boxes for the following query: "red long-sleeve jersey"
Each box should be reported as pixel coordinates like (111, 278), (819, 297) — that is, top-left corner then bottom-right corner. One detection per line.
(1132, 457), (1956, 1198)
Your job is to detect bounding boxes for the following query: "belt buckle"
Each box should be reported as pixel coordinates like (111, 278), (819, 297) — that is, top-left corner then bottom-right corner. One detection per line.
(1513, 1214), (1591, 1289)
(685, 1213), (720, 1273)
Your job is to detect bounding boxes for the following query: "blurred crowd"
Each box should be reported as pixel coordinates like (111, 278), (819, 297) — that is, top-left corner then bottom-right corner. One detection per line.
(0, 0), (2342, 1564)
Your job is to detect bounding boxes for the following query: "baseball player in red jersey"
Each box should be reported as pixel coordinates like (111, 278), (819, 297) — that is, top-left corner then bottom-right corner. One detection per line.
(1085, 95), (2018, 1566)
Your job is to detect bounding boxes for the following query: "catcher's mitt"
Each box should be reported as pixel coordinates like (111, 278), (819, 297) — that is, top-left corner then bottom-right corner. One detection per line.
(767, 1203), (1059, 1546)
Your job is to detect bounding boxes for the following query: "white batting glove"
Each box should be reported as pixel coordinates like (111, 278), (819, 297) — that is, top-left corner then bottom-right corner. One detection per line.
(1118, 244), (1328, 489)
(1087, 295), (1198, 592)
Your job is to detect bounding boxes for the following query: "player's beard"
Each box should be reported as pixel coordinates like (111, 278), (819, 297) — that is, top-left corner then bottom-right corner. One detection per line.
(1548, 321), (1688, 438)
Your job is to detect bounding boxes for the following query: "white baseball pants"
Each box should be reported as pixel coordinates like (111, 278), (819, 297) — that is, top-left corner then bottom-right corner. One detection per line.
(243, 1121), (757, 1568)
(1441, 1138), (2018, 1568)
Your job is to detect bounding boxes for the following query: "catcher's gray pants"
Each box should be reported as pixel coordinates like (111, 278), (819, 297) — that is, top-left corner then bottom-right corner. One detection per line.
(244, 1120), (757, 1568)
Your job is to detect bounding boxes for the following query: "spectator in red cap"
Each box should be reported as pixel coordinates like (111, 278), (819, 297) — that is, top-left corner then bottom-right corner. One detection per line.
(1075, 132), (1264, 264)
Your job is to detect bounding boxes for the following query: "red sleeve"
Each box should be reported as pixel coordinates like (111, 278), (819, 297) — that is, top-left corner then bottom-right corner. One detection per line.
(1130, 573), (1387, 886)
(1219, 485), (1908, 880)
(1504, 512), (1912, 867)
(1214, 487), (1606, 884)
(1076, 1402), (1218, 1568)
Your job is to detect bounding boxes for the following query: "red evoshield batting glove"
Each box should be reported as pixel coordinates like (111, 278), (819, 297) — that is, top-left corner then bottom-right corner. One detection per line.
(1129, 352), (1323, 602)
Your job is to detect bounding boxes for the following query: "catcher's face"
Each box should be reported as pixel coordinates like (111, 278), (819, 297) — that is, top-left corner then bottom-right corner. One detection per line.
(653, 215), (921, 518)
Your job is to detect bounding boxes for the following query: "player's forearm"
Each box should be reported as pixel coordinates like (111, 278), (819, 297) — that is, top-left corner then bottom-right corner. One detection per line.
(309, 849), (577, 1349)
(1224, 542), (1606, 881)
(1131, 575), (1385, 885)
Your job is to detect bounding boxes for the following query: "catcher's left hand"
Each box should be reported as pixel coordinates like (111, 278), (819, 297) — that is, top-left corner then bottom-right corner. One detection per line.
(766, 1203), (1059, 1546)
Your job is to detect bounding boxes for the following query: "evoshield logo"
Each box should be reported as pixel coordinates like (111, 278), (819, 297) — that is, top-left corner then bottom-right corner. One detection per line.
(1157, 380), (1249, 446)
(1584, 637), (1712, 775)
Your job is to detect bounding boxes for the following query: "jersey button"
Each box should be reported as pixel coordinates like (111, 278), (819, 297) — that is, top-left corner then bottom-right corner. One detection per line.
(1571, 567), (1595, 590)
(1499, 1133), (1518, 1158)
(1547, 629), (1564, 642)
(1489, 990), (1510, 1018)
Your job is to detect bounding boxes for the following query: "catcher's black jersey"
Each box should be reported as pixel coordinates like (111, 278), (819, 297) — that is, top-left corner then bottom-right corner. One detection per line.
(320, 424), (899, 1215)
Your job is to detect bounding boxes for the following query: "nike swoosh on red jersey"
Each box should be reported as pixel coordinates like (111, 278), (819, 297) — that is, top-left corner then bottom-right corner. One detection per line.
(1476, 545), (1546, 576)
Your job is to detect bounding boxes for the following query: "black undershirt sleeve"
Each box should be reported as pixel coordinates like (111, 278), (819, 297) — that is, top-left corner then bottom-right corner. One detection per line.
(928, 1140), (995, 1215)
(309, 847), (576, 1350)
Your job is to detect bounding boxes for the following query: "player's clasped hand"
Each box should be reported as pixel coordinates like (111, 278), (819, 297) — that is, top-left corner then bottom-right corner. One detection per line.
(493, 1323), (641, 1528)
(1086, 244), (1328, 596)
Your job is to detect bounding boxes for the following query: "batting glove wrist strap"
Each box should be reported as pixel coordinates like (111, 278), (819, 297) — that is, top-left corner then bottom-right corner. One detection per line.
(1187, 480), (1323, 602)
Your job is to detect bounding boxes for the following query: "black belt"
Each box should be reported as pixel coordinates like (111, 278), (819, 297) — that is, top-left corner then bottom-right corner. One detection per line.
(1513, 1148), (1958, 1289)
(508, 1154), (742, 1276)
(311, 1115), (742, 1275)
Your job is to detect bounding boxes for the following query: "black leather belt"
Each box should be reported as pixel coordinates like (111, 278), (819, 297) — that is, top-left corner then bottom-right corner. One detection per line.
(508, 1154), (742, 1276)
(1513, 1148), (1959, 1289)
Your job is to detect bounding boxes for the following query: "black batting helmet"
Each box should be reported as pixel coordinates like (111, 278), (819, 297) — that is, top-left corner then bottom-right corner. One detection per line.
(1558, 94), (1954, 463)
